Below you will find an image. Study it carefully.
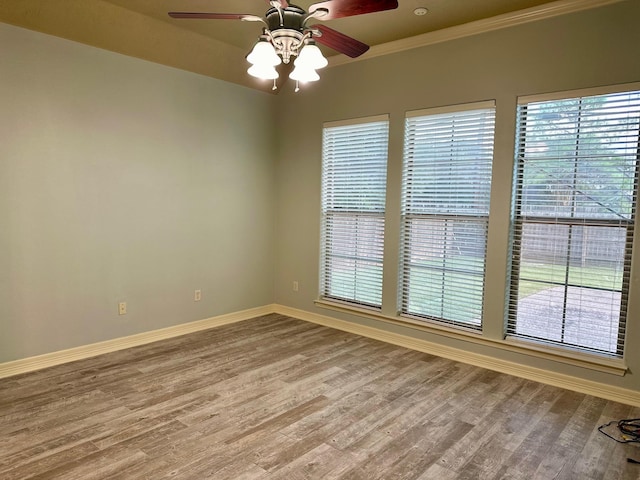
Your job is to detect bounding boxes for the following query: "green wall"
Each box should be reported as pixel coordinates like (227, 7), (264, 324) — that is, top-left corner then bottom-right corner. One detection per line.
(0, 22), (276, 362)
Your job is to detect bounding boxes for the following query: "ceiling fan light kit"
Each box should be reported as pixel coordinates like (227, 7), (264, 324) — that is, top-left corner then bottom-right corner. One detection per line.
(246, 35), (282, 67)
(290, 61), (320, 80)
(247, 63), (280, 80)
(169, 0), (398, 92)
(295, 40), (329, 69)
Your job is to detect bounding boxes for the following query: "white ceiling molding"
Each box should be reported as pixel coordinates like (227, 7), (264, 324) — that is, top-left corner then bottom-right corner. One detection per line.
(328, 0), (624, 67)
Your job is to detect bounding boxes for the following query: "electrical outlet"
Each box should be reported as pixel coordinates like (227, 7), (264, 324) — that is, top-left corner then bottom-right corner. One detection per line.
(293, 281), (299, 292)
(118, 302), (127, 315)
(194, 289), (202, 302)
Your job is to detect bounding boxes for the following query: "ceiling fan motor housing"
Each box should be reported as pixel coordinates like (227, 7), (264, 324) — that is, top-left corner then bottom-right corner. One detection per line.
(265, 5), (306, 31)
(266, 5), (308, 63)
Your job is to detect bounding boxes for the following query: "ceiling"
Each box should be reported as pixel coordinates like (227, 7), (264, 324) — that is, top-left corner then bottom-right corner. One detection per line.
(0, 0), (617, 92)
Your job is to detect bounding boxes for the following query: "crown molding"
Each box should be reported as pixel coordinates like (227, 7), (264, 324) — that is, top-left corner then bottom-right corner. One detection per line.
(328, 0), (625, 67)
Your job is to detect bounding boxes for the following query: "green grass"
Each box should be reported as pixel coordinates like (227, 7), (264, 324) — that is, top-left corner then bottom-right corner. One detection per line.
(404, 262), (484, 325)
(324, 257), (624, 320)
(326, 268), (383, 306)
(517, 263), (623, 298)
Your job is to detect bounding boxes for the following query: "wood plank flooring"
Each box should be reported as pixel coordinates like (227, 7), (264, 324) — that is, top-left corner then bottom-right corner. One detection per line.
(2, 314), (640, 479)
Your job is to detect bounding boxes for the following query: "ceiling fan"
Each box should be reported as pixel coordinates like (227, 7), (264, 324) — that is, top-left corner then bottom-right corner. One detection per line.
(168, 0), (399, 91)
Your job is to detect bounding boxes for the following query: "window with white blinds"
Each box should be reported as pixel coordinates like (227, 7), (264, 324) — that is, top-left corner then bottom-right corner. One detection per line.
(508, 87), (640, 356)
(320, 115), (389, 308)
(400, 102), (495, 328)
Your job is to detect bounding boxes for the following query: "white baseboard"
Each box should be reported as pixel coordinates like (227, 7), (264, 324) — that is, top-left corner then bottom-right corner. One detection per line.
(0, 304), (277, 380)
(274, 304), (640, 407)
(4, 302), (639, 407)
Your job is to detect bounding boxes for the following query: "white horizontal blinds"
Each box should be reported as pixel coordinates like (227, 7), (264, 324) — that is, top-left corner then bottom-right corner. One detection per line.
(321, 116), (389, 308)
(400, 102), (495, 328)
(508, 89), (640, 356)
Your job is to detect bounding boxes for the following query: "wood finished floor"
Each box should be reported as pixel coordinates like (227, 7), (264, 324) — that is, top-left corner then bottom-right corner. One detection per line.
(1, 314), (639, 479)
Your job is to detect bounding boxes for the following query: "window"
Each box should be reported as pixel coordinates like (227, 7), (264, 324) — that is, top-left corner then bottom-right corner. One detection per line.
(508, 87), (640, 356)
(320, 115), (389, 308)
(400, 102), (496, 328)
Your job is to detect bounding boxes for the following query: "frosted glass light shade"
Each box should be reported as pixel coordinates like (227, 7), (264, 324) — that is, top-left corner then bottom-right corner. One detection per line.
(295, 43), (328, 70)
(247, 40), (281, 66)
(248, 64), (279, 80)
(289, 65), (319, 82)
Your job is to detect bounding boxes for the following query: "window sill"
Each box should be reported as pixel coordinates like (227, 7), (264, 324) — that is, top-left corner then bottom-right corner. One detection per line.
(314, 299), (628, 376)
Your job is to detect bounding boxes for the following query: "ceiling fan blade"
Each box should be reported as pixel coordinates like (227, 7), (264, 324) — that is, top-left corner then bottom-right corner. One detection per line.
(313, 24), (369, 58)
(168, 12), (263, 22)
(266, 0), (289, 9)
(309, 0), (398, 20)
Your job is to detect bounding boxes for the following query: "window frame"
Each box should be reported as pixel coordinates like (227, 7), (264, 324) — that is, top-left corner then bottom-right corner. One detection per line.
(319, 114), (390, 310)
(507, 85), (640, 358)
(399, 101), (496, 330)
